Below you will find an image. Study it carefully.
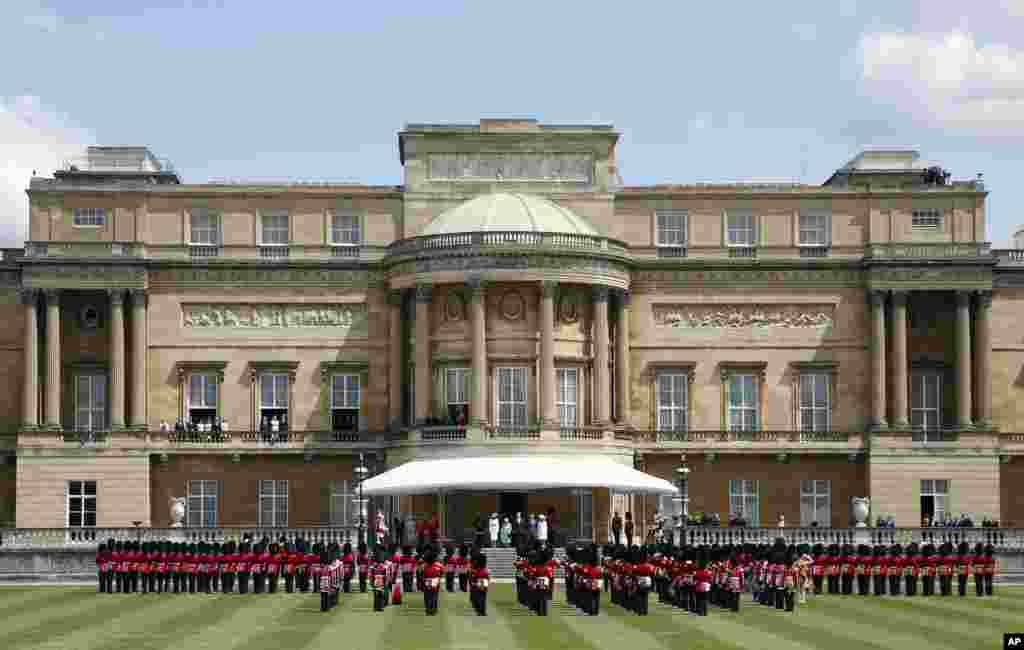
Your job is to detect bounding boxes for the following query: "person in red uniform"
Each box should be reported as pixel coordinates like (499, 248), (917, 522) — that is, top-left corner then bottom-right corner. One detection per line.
(456, 544), (471, 592)
(954, 542), (970, 597)
(983, 543), (996, 596)
(633, 546), (656, 616)
(514, 548), (529, 606)
(583, 544), (603, 616)
(469, 550), (490, 616)
(921, 544), (936, 596)
(255, 541), (272, 593)
(783, 550), (799, 611)
(728, 551), (745, 612)
(356, 542), (370, 593)
(872, 545), (886, 596)
(421, 545), (444, 616)
(971, 543), (984, 596)
(339, 542), (354, 593)
(224, 541), (239, 594)
(904, 543), (919, 596)
(694, 547), (712, 617)
(96, 541), (111, 594)
(369, 545), (389, 611)
(234, 540), (250, 594)
(827, 544), (841, 595)
(939, 541), (955, 596)
(399, 545), (416, 594)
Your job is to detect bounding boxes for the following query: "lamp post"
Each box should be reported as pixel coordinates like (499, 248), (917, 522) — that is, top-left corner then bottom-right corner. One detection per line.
(673, 455), (689, 547)
(354, 453), (369, 545)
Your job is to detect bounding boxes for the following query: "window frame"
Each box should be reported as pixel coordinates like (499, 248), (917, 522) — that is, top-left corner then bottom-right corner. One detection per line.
(188, 208), (221, 246)
(74, 373), (107, 432)
(259, 209), (290, 246)
(330, 210), (361, 246)
(257, 479), (289, 527)
(329, 480), (359, 527)
(911, 370), (942, 439)
(556, 367), (579, 428)
(911, 208), (942, 229)
(66, 480), (98, 528)
(726, 210), (756, 248)
(800, 479), (831, 527)
(494, 366), (529, 428)
(728, 479), (759, 526)
(187, 480), (218, 527)
(72, 207), (107, 228)
(920, 479), (950, 524)
(258, 371), (291, 432)
(798, 371), (831, 432)
(798, 210), (830, 247)
(655, 370), (689, 432)
(572, 488), (593, 540)
(655, 209), (688, 248)
(727, 373), (759, 432)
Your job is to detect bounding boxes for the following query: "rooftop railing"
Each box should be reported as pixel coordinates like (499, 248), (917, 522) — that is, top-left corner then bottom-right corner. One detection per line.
(387, 231), (628, 257)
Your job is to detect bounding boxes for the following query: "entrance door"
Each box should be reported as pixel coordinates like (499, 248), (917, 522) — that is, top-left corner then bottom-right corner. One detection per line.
(499, 493), (527, 520)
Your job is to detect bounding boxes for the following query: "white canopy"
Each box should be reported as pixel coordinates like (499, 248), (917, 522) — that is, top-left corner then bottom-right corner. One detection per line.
(360, 455), (679, 496)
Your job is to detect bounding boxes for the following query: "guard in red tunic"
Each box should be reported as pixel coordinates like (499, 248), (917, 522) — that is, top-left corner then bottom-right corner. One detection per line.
(399, 546), (416, 594)
(582, 545), (603, 616)
(694, 547), (712, 617)
(268, 541), (284, 593)
(728, 551), (745, 612)
(972, 543), (984, 596)
(356, 542), (370, 593)
(827, 544), (841, 595)
(810, 543), (824, 595)
(469, 550), (490, 615)
(340, 543), (355, 593)
(224, 541), (238, 594)
(443, 545), (456, 593)
(921, 544), (936, 596)
(983, 543), (996, 596)
(872, 544), (886, 595)
(783, 550), (799, 611)
(369, 545), (389, 611)
(939, 541), (955, 596)
(96, 541), (110, 594)
(633, 546), (655, 616)
(954, 542), (969, 596)
(421, 545), (444, 615)
(904, 543), (919, 596)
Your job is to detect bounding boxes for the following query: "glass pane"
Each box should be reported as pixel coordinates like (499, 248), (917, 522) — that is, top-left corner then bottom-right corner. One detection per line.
(745, 480), (757, 495)
(729, 379), (742, 407)
(205, 379), (217, 407)
(276, 480), (288, 495)
(69, 498), (82, 512)
(275, 376), (288, 406)
(800, 495), (814, 522)
(189, 481), (203, 496)
(93, 378), (105, 407)
(911, 376), (923, 409)
(815, 480), (829, 494)
(799, 375), (812, 408)
(814, 410), (828, 431)
(925, 376), (938, 408)
(801, 480), (812, 494)
(84, 481), (96, 496)
(921, 479), (933, 494)
(816, 496), (829, 524)
(260, 377), (273, 407)
(69, 481), (82, 496)
(935, 480), (948, 494)
(814, 376), (827, 407)
(77, 377), (90, 408)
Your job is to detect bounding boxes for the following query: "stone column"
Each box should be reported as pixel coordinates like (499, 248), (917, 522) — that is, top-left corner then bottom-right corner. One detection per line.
(869, 290), (888, 429)
(890, 290), (909, 429)
(539, 281), (557, 427)
(974, 290), (993, 429)
(109, 290), (126, 429)
(387, 289), (403, 430)
(615, 289), (631, 426)
(20, 289), (39, 429)
(955, 291), (973, 429)
(469, 277), (489, 426)
(592, 286), (611, 426)
(129, 290), (148, 428)
(44, 289), (61, 429)
(414, 284), (432, 425)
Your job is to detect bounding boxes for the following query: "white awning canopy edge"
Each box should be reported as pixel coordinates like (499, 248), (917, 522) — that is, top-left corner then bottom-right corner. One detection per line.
(360, 456), (679, 496)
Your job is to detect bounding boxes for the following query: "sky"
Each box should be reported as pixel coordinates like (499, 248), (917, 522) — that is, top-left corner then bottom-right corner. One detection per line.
(1, 0), (1022, 247)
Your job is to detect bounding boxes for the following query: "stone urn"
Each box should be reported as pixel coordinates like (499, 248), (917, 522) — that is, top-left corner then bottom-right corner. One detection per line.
(851, 497), (870, 528)
(170, 497), (186, 528)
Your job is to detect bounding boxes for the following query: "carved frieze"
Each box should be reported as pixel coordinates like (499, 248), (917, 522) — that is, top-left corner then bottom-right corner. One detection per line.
(633, 268), (863, 286)
(654, 304), (835, 329)
(399, 255), (627, 276)
(182, 303), (367, 334)
(150, 268), (383, 288)
(428, 154), (593, 183)
(23, 266), (146, 289)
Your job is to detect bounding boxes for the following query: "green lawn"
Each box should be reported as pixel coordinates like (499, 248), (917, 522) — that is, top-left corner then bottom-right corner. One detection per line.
(0, 584), (1020, 650)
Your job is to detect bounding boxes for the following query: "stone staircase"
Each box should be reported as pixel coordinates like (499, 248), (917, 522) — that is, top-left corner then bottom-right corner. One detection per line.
(475, 547), (567, 579)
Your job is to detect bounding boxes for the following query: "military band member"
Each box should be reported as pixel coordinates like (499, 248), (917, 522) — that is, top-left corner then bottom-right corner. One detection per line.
(283, 542), (297, 593)
(340, 543), (355, 593)
(421, 545), (444, 616)
(939, 541), (954, 596)
(921, 544), (936, 596)
(904, 543), (919, 596)
(872, 544), (886, 595)
(356, 542), (370, 593)
(694, 548), (712, 617)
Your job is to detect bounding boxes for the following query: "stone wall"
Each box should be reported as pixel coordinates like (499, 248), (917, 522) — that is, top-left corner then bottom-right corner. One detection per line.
(1001, 460), (1024, 526)
(869, 454), (1000, 526)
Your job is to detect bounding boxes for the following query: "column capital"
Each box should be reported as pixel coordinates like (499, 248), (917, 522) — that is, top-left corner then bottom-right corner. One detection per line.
(591, 285), (610, 303)
(955, 290), (971, 307)
(128, 288), (148, 307)
(540, 280), (558, 299)
(868, 289), (887, 307)
(975, 289), (993, 309)
(386, 288), (404, 307)
(18, 288), (38, 305)
(108, 289), (126, 306)
(889, 289), (908, 306)
(43, 289), (61, 306)
(414, 284), (433, 304)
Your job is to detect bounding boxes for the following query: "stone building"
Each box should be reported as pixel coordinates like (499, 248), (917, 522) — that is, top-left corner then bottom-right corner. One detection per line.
(1, 120), (1022, 538)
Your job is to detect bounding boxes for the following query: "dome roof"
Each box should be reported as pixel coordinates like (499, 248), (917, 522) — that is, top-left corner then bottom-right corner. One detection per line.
(420, 193), (599, 236)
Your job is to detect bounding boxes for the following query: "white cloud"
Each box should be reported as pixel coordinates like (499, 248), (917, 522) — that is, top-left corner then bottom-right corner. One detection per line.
(0, 96), (94, 247)
(858, 30), (1024, 136)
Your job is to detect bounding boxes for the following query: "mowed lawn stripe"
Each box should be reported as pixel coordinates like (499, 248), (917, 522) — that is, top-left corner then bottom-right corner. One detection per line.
(631, 601), (747, 650)
(903, 594), (1023, 627)
(248, 591), (365, 650)
(0, 586), (96, 620)
(695, 599), (880, 650)
(5, 592), (174, 650)
(496, 590), (600, 650)
(825, 594), (990, 649)
(781, 598), (966, 650)
(101, 593), (262, 650)
(378, 592), (451, 650)
(561, 600), (679, 650)
(157, 590), (311, 650)
(441, 590), (528, 650)
(0, 589), (164, 647)
(301, 591), (398, 650)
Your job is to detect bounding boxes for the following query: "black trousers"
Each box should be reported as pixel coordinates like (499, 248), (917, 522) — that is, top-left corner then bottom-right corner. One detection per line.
(285, 574), (294, 593)
(906, 575), (918, 596)
(696, 591), (708, 616)
(841, 575), (853, 594)
(470, 589), (487, 615)
(238, 572), (249, 594)
(923, 575), (935, 595)
(784, 590), (795, 612)
(775, 587), (784, 609)
(873, 574), (885, 595)
(985, 573), (993, 596)
(975, 574), (984, 596)
(857, 575), (869, 595)
(889, 574), (901, 595)
(813, 575), (824, 594)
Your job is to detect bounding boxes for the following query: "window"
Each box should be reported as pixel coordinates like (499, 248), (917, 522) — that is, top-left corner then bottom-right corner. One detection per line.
(258, 480), (288, 527)
(189, 208), (220, 245)
(800, 480), (831, 527)
(572, 488), (593, 540)
(556, 368), (579, 427)
(72, 208), (106, 227)
(75, 375), (106, 431)
(329, 480), (361, 527)
(911, 371), (942, 439)
(495, 367), (528, 428)
(656, 371), (688, 432)
(331, 211), (361, 245)
(799, 211), (829, 247)
(67, 480), (97, 527)
(798, 372), (830, 431)
(331, 373), (360, 432)
(259, 373), (290, 432)
(260, 210), (289, 245)
(912, 208), (941, 229)
(729, 479), (759, 526)
(727, 211), (756, 247)
(656, 209), (687, 247)
(727, 374), (758, 432)
(187, 373), (218, 429)
(920, 479), (949, 525)
(445, 368), (470, 424)
(187, 480), (218, 527)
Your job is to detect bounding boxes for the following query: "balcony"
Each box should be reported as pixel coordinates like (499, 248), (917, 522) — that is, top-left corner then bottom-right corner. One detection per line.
(799, 246), (829, 258)
(148, 429), (384, 451)
(634, 429), (863, 452)
(866, 242), (991, 259)
(994, 249), (1024, 265)
(728, 246), (756, 259)
(258, 246), (290, 261)
(24, 241), (145, 258)
(386, 231), (628, 258)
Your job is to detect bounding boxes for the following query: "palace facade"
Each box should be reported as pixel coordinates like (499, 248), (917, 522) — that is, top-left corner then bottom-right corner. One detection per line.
(1, 118), (1023, 540)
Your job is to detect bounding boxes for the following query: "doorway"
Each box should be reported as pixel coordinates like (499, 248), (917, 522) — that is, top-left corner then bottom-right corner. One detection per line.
(499, 492), (527, 519)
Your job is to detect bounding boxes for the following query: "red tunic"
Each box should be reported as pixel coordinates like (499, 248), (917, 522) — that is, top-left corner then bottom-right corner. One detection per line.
(422, 561), (444, 591)
(470, 566), (490, 591)
(694, 568), (712, 593)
